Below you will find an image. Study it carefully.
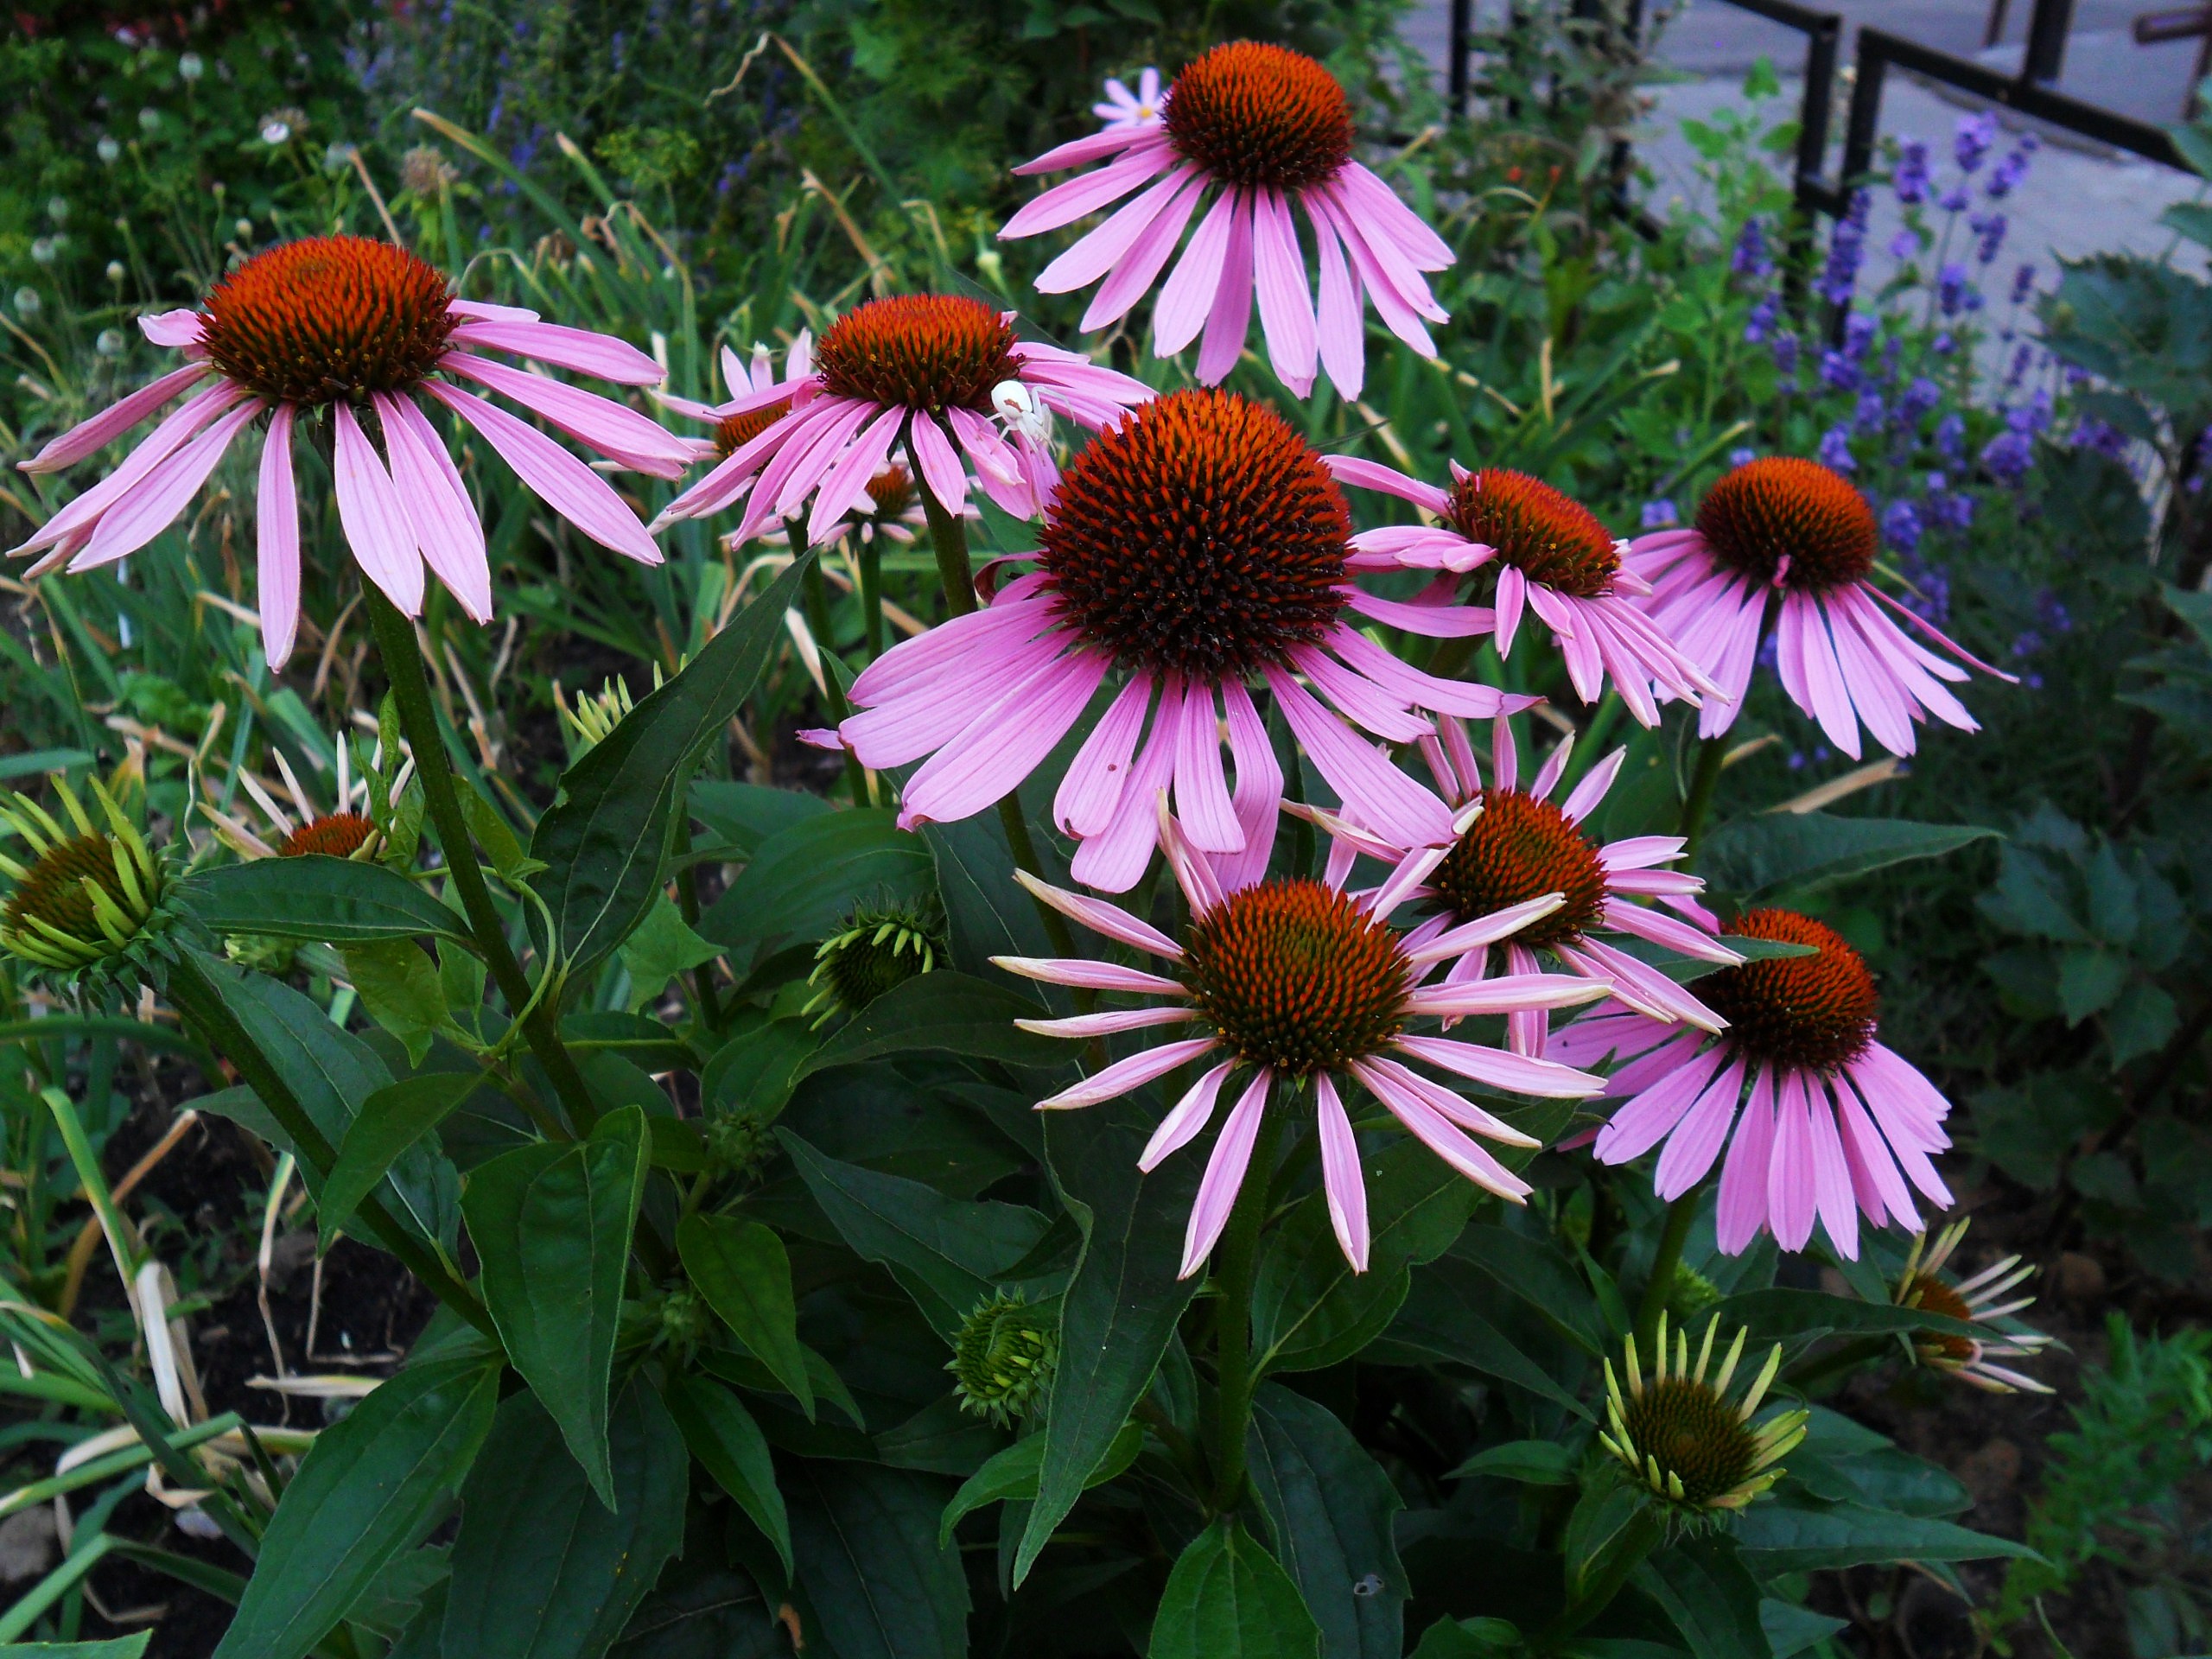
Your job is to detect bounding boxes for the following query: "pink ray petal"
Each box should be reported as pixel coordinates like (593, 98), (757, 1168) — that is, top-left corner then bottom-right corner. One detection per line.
(426, 382), (660, 564)
(444, 317), (663, 385)
(1391, 1033), (1602, 1100)
(1172, 677), (1242, 853)
(990, 956), (1186, 995)
(1263, 665), (1452, 849)
(1056, 671), (1154, 839)
(22, 364), (211, 474)
(1316, 1072), (1370, 1271)
(14, 383), (245, 557)
(806, 404), (907, 545)
(1349, 1059), (1530, 1201)
(1069, 688), (1179, 893)
(1714, 1063), (1777, 1254)
(1012, 870), (1182, 958)
(1012, 125), (1155, 177)
(1195, 191), (1256, 385)
(68, 395), (264, 573)
(377, 392), (492, 623)
(1038, 162), (1199, 292)
(1310, 202), (1364, 398)
(1252, 188), (1318, 395)
(255, 404), (301, 670)
(899, 650), (1111, 827)
(1038, 1036), (1220, 1110)
(440, 353), (691, 476)
(1153, 188), (1240, 357)
(1803, 1074), (1861, 1258)
(1002, 143), (1173, 237)
(1218, 680), (1284, 892)
(1593, 1042), (1729, 1163)
(1083, 173), (1211, 333)
(1653, 1052), (1749, 1198)
(137, 308), (205, 347)
(1767, 1069), (1818, 1252)
(906, 413), (969, 519)
(1287, 644), (1431, 742)
(1180, 1070), (1274, 1279)
(1141, 1060), (1236, 1172)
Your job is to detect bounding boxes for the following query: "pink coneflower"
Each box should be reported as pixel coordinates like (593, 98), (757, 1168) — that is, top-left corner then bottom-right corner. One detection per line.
(1890, 1219), (2053, 1394)
(1328, 461), (1717, 725)
(998, 804), (1609, 1276)
(1626, 457), (2014, 757)
(1554, 907), (1955, 1261)
(199, 722), (411, 863)
(1095, 67), (1165, 130)
(650, 294), (1149, 545)
(1344, 714), (1738, 1055)
(11, 235), (677, 667)
(653, 334), (816, 468)
(835, 389), (1534, 892)
(1001, 41), (1453, 400)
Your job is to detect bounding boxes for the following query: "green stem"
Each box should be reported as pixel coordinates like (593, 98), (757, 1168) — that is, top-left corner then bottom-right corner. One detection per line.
(1209, 1110), (1287, 1514)
(165, 949), (495, 1337)
(1678, 733), (1727, 862)
(1783, 1333), (1891, 1394)
(674, 819), (723, 1034)
(1635, 1186), (1700, 1353)
(915, 475), (1079, 963)
(362, 587), (601, 1135)
(800, 533), (870, 804)
(859, 538), (886, 661)
(1542, 1506), (1668, 1644)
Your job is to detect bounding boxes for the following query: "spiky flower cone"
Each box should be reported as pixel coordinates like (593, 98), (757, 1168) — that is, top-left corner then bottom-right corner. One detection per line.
(0, 779), (175, 989)
(1600, 1313), (1808, 1521)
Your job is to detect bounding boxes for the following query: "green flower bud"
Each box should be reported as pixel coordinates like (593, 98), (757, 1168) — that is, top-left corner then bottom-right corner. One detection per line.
(804, 898), (944, 1027)
(947, 1292), (1056, 1427)
(0, 781), (176, 990)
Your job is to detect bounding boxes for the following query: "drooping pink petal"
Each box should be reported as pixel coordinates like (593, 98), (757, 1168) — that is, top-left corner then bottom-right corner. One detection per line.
(906, 412), (969, 519)
(1039, 1037), (1220, 1110)
(1315, 1072), (1370, 1272)
(1217, 680), (1283, 892)
(444, 317), (663, 385)
(1083, 173), (1211, 333)
(1404, 974), (1612, 1018)
(1251, 188), (1318, 396)
(1012, 869), (1183, 958)
(1195, 191), (1257, 385)
(806, 405), (906, 545)
(1180, 1070), (1274, 1279)
(255, 404), (302, 670)
(1803, 1075), (1861, 1258)
(1392, 1033), (1603, 1099)
(1002, 142), (1173, 236)
(1348, 1058), (1530, 1201)
(1011, 124), (1155, 178)
(14, 383), (246, 558)
(1037, 163), (1199, 292)
(1363, 1056), (1542, 1146)
(426, 383), (660, 564)
(1309, 203), (1364, 398)
(440, 353), (691, 476)
(1287, 644), (1431, 742)
(1156, 792), (1229, 917)
(138, 308), (205, 348)
(1783, 594), (1865, 760)
(1263, 665), (1452, 849)
(1767, 1069), (1819, 1252)
(1834, 1077), (1917, 1230)
(1334, 163), (1456, 270)
(1714, 1062), (1777, 1254)
(331, 401), (424, 614)
(1173, 678), (1242, 854)
(1324, 454), (1453, 516)
(68, 397), (264, 573)
(899, 651), (1111, 827)
(1019, 1007), (1197, 1040)
(376, 392), (492, 623)
(1071, 677), (1181, 893)
(1153, 188), (1240, 357)
(22, 364), (211, 474)
(1056, 671), (1154, 839)
(1323, 626), (1526, 721)
(989, 955), (1187, 995)
(1141, 1060), (1236, 1172)
(1652, 1052), (1748, 1198)
(849, 587), (1059, 703)
(1592, 1042), (1729, 1163)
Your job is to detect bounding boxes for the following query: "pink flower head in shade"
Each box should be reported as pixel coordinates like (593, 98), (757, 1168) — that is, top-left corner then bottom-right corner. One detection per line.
(1626, 457), (2016, 757)
(1554, 907), (1955, 1262)
(649, 293), (1150, 546)
(1001, 41), (1454, 400)
(653, 333), (815, 467)
(1095, 67), (1165, 130)
(835, 389), (1537, 891)
(995, 802), (1611, 1277)
(1328, 460), (1719, 726)
(11, 235), (676, 669)
(1333, 713), (1741, 1054)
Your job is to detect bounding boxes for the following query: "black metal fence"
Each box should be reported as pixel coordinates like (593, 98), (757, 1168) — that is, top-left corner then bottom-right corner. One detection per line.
(1446, 0), (2195, 220)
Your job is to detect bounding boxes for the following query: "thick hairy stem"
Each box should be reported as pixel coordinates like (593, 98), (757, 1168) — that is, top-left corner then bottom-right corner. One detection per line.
(1679, 733), (1727, 861)
(166, 949), (494, 1336)
(361, 586), (600, 1134)
(1208, 1111), (1287, 1514)
(1634, 1185), (1700, 1353)
(859, 539), (887, 661)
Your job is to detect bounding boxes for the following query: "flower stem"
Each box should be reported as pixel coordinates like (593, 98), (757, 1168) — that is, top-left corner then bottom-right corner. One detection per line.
(1208, 1110), (1287, 1515)
(1679, 732), (1727, 861)
(361, 586), (600, 1134)
(859, 540), (886, 661)
(1543, 1504), (1668, 1643)
(916, 476), (1078, 962)
(1635, 1185), (1701, 1352)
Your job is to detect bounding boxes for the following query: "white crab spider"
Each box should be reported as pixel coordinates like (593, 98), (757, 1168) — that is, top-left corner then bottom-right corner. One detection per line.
(991, 379), (1054, 446)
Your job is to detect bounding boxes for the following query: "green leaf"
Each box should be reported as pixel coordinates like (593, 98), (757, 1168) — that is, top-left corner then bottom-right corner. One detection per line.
(179, 857), (472, 947)
(617, 897), (721, 1013)
(1762, 1599), (1848, 1658)
(460, 781), (531, 881)
(778, 1130), (1051, 1336)
(211, 1357), (499, 1659)
(1733, 1498), (2038, 1572)
(1252, 1138), (1481, 1377)
(785, 1463), (970, 1659)
(181, 950), (454, 1253)
(2057, 947), (2129, 1024)
(1374, 1255), (1591, 1418)
(661, 1373), (791, 1578)
(531, 556), (808, 977)
(1451, 1440), (1580, 1485)
(1410, 1617), (1524, 1658)
(1700, 814), (1999, 900)
(700, 1017), (820, 1120)
(1, 1642), (155, 1656)
(697, 806), (934, 961)
(798, 970), (1065, 1078)
(1633, 1535), (1768, 1659)
(1149, 1518), (1322, 1659)
(460, 1107), (648, 1506)
(676, 1213), (811, 1417)
(2161, 200), (2212, 249)
(440, 1379), (688, 1659)
(1248, 1384), (1407, 1659)
(1013, 1096), (1202, 1585)
(2161, 582), (2212, 652)
(938, 1420), (1142, 1546)
(321, 1072), (485, 1245)
(1705, 1287), (1988, 1349)
(689, 780), (831, 855)
(341, 940), (448, 1067)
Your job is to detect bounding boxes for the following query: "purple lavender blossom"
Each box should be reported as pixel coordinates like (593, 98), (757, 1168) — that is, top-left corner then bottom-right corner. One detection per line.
(1856, 389), (1888, 431)
(1888, 229), (1919, 260)
(1745, 293), (1780, 345)
(2005, 343), (2032, 389)
(1773, 332), (1800, 373)
(1732, 217), (1773, 278)
(1955, 111), (1998, 173)
(1934, 332), (1957, 355)
(1986, 142), (2033, 199)
(1929, 486), (1976, 531)
(1894, 139), (1931, 205)
(1899, 377), (1941, 424)
(1820, 190), (1872, 305)
(1938, 262), (1972, 317)
(1936, 412), (1967, 459)
(1972, 212), (2007, 264)
(1881, 498), (1924, 553)
(1819, 424), (1858, 473)
(1938, 183), (1972, 213)
(2011, 264), (2037, 304)
(1843, 312), (1878, 360)
(1729, 447), (1758, 467)
(2069, 416), (2129, 460)
(1821, 349), (1860, 392)
(1981, 428), (2033, 484)
(1641, 499), (1681, 529)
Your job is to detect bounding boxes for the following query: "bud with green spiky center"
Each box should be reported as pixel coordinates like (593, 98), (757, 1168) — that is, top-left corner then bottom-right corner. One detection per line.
(1599, 1313), (1807, 1522)
(556, 664), (671, 758)
(0, 780), (176, 989)
(1665, 1262), (1723, 1323)
(804, 898), (944, 1027)
(947, 1292), (1056, 1427)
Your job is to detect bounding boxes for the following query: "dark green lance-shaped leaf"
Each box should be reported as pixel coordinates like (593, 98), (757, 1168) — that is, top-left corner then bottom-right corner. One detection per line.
(675, 1213), (811, 1417)
(697, 806), (935, 961)
(1706, 1288), (1988, 1350)
(1374, 1255), (1591, 1419)
(1633, 1534), (1768, 1659)
(183, 950), (454, 1253)
(9, 1642), (155, 1657)
(1150, 1518), (1322, 1659)
(460, 1107), (647, 1506)
(1450, 1440), (1580, 1484)
(1733, 1498), (2039, 1573)
(321, 1072), (486, 1245)
(939, 1420), (1143, 1547)
(209, 1357), (498, 1659)
(1251, 1138), (1480, 1377)
(1248, 1384), (1408, 1659)
(786, 1463), (969, 1659)
(341, 940), (447, 1066)
(1700, 813), (1999, 901)
(531, 555), (808, 976)
(798, 971), (1065, 1079)
(1763, 1599), (1849, 1657)
(661, 1373), (791, 1578)
(1014, 1096), (1202, 1585)
(179, 856), (473, 947)
(440, 1379), (687, 1659)
(689, 779), (832, 855)
(778, 1130), (1051, 1336)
